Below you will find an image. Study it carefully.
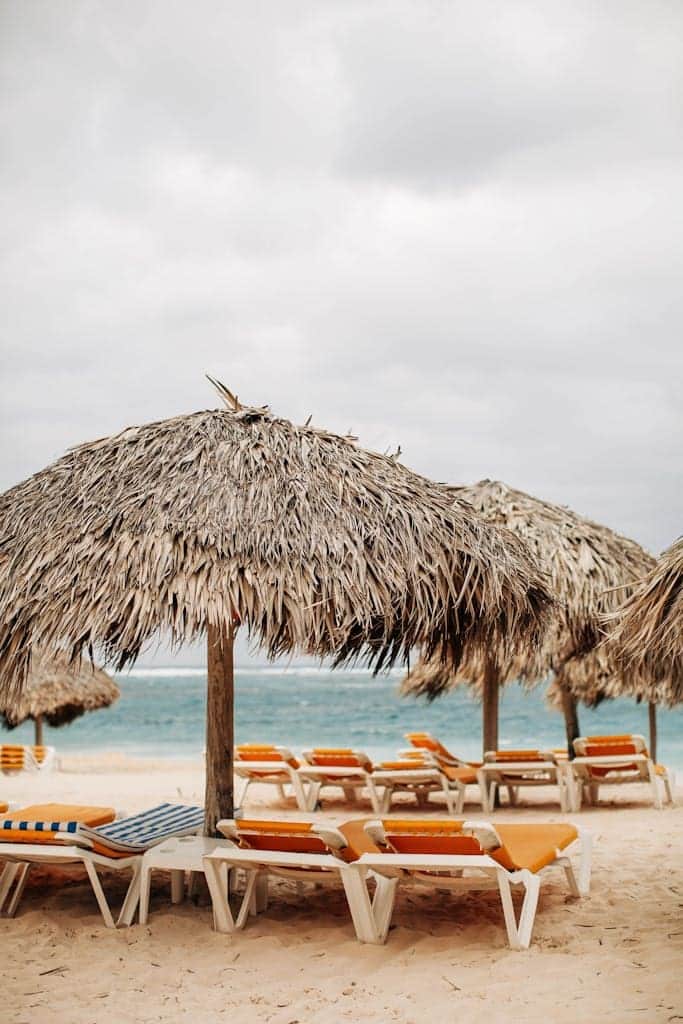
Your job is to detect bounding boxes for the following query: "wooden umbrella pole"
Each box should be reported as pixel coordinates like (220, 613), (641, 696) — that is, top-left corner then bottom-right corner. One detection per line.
(648, 702), (657, 763)
(34, 714), (43, 747)
(556, 672), (580, 760)
(205, 621), (234, 836)
(482, 658), (499, 758)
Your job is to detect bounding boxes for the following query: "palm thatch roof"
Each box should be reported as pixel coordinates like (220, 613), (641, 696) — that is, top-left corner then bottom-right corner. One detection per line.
(605, 538), (683, 706)
(0, 652), (119, 728)
(402, 479), (654, 700)
(0, 386), (552, 702)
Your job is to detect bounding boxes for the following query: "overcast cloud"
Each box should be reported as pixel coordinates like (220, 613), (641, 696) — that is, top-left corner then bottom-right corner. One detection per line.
(2, 0), (682, 578)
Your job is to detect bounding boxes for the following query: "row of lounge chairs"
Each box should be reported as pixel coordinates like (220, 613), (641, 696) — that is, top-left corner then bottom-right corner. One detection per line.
(0, 802), (591, 950)
(1, 744), (55, 774)
(235, 732), (675, 812)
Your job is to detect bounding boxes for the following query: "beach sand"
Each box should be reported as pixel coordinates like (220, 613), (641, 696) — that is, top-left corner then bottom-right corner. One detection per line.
(1, 755), (681, 1024)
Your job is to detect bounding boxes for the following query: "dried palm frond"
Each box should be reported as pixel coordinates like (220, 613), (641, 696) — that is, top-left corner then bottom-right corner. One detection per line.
(0, 389), (553, 702)
(605, 538), (683, 705)
(403, 479), (653, 700)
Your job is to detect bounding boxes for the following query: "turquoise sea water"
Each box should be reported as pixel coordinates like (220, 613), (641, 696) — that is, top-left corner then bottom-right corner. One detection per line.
(7, 667), (683, 770)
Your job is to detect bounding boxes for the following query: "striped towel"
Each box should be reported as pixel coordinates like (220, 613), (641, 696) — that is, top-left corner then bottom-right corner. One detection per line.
(0, 803), (204, 853)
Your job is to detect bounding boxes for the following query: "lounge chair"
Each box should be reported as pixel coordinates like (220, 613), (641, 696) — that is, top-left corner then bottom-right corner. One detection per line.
(477, 750), (569, 812)
(203, 816), (395, 943)
(234, 744), (309, 810)
(0, 744), (56, 774)
(568, 734), (675, 810)
(297, 749), (380, 810)
(370, 754), (479, 814)
(404, 732), (481, 768)
(0, 802), (204, 926)
(358, 818), (592, 950)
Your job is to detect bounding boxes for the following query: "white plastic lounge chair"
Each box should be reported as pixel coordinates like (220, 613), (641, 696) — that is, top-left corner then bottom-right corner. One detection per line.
(0, 802), (204, 927)
(234, 744), (309, 810)
(0, 744), (56, 774)
(358, 818), (592, 950)
(204, 817), (395, 943)
(568, 734), (675, 810)
(297, 749), (380, 810)
(476, 750), (569, 812)
(368, 754), (480, 814)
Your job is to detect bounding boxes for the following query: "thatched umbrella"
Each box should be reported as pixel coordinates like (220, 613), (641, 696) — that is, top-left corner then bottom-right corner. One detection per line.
(402, 479), (654, 756)
(602, 537), (683, 759)
(0, 383), (551, 832)
(0, 651), (119, 744)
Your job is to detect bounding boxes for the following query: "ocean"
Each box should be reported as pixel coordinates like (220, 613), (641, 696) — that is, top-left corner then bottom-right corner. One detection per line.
(7, 666), (683, 770)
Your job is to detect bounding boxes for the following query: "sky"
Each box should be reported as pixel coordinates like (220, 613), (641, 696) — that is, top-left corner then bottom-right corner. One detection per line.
(1, 2), (682, 664)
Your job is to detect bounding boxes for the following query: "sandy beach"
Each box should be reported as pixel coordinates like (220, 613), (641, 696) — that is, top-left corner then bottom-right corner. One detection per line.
(1, 756), (681, 1024)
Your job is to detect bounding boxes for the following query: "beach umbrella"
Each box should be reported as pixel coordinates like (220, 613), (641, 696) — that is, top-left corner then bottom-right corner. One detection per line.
(603, 537), (683, 759)
(0, 382), (551, 832)
(0, 651), (119, 745)
(402, 479), (654, 757)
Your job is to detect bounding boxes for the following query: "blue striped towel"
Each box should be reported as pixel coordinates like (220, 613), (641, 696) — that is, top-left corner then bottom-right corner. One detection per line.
(0, 803), (204, 854)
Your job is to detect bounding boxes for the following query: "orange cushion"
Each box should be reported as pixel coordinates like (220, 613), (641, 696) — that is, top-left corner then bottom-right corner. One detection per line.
(0, 802), (7, 813)
(0, 804), (116, 846)
(494, 824), (578, 873)
(378, 819), (478, 856)
(585, 743), (638, 757)
(492, 750), (546, 762)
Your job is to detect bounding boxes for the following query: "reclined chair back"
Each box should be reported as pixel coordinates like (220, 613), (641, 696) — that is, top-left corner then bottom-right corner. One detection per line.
(404, 732), (458, 762)
(365, 818), (501, 856)
(236, 744), (300, 770)
(484, 749), (556, 764)
(219, 818), (352, 859)
(303, 749), (373, 770)
(573, 734), (647, 758)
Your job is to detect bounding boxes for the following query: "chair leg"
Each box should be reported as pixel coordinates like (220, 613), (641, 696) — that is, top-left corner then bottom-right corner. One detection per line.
(556, 855), (580, 898)
(0, 862), (22, 914)
(252, 871), (268, 914)
(340, 868), (388, 944)
(514, 871), (541, 949)
(138, 862), (152, 925)
(648, 762), (663, 810)
(496, 872), (521, 950)
(83, 860), (116, 929)
(204, 858), (238, 933)
(171, 869), (185, 904)
(1, 863), (31, 918)
(577, 830), (592, 896)
(118, 860), (142, 927)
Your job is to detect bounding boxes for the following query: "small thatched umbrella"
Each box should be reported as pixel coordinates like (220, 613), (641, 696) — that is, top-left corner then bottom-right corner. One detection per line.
(0, 652), (119, 744)
(0, 383), (551, 832)
(603, 537), (683, 759)
(403, 479), (654, 756)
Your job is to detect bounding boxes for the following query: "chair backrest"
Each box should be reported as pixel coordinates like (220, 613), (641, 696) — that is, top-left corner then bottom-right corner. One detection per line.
(405, 732), (455, 761)
(218, 818), (349, 857)
(365, 818), (502, 856)
(484, 749), (555, 764)
(0, 745), (55, 773)
(574, 734), (648, 758)
(303, 748), (373, 770)
(236, 744), (299, 767)
(0, 745), (27, 773)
